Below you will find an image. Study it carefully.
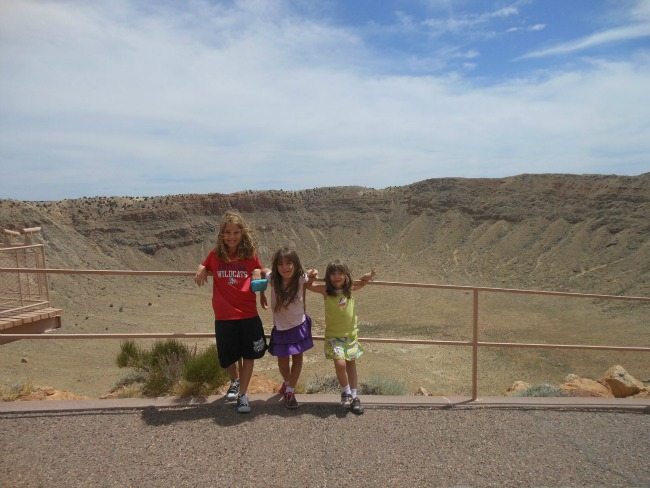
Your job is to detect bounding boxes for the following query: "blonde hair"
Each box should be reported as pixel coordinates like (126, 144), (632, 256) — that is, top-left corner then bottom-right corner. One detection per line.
(215, 211), (258, 261)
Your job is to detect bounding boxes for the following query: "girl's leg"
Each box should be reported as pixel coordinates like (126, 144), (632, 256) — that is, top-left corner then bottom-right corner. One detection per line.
(288, 353), (303, 388)
(226, 362), (238, 381)
(346, 360), (358, 390)
(277, 356), (290, 383)
(239, 358), (255, 396)
(346, 360), (364, 414)
(333, 359), (349, 388)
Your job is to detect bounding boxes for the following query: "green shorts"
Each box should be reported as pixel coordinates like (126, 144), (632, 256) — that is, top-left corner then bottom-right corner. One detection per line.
(324, 336), (364, 361)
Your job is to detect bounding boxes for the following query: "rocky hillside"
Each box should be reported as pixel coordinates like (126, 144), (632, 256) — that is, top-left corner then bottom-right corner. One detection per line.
(2, 173), (649, 296)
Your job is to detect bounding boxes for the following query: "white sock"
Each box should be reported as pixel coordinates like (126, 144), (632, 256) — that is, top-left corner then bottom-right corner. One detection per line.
(342, 385), (351, 395)
(351, 389), (358, 398)
(286, 386), (295, 393)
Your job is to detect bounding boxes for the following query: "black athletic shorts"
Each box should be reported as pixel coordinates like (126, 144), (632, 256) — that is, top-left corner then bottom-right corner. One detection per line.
(214, 316), (267, 368)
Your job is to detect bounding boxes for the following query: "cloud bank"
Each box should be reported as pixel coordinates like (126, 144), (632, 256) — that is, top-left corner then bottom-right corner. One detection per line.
(0, 0), (649, 200)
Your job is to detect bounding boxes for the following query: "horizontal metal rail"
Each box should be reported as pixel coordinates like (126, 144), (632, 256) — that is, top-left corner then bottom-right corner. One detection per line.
(0, 267), (194, 277)
(2, 333), (648, 353)
(2, 268), (649, 301)
(1, 266), (648, 400)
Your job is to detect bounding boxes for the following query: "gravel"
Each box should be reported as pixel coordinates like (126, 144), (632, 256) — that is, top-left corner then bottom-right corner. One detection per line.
(1, 402), (649, 487)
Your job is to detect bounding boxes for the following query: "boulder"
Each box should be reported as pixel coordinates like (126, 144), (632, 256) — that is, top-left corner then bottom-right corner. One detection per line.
(631, 389), (650, 399)
(416, 387), (429, 396)
(600, 365), (645, 398)
(560, 377), (613, 398)
(505, 380), (530, 396)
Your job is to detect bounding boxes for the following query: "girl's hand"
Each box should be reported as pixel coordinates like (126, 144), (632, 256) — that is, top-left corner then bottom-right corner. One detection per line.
(353, 268), (375, 290)
(194, 265), (208, 286)
(362, 268), (375, 282)
(260, 292), (269, 310)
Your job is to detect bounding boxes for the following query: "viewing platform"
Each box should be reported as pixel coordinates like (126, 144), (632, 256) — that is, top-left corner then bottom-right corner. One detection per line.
(0, 228), (62, 344)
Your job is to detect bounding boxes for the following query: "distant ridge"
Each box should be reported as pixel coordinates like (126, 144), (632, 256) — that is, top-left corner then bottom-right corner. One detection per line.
(1, 173), (648, 296)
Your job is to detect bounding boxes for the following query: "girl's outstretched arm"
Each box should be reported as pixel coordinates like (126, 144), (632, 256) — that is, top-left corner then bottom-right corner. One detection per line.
(194, 264), (208, 286)
(305, 268), (327, 296)
(352, 268), (375, 291)
(306, 268), (318, 285)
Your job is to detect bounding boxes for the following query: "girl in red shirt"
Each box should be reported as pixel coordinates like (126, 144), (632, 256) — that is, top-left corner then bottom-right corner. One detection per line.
(195, 211), (267, 414)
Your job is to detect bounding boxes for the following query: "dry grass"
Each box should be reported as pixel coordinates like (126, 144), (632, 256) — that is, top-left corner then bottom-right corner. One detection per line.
(0, 380), (35, 401)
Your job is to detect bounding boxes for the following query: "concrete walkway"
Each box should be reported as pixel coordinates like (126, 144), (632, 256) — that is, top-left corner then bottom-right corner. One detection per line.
(1, 393), (649, 413)
(2, 394), (649, 487)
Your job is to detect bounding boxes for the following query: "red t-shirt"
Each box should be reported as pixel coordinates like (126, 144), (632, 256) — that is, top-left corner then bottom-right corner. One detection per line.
(202, 250), (262, 320)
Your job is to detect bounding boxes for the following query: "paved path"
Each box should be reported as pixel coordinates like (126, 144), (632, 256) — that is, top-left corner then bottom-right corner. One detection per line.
(1, 395), (649, 487)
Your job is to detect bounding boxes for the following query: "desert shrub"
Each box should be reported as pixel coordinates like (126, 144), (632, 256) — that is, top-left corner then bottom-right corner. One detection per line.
(116, 340), (142, 368)
(360, 375), (407, 396)
(112, 370), (147, 388)
(183, 346), (227, 387)
(305, 374), (407, 395)
(305, 374), (340, 394)
(149, 340), (190, 370)
(0, 380), (35, 401)
(116, 341), (227, 397)
(513, 384), (566, 397)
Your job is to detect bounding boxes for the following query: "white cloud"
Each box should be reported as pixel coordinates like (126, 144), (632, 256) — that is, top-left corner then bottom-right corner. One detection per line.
(520, 22), (650, 59)
(0, 0), (649, 199)
(422, 3), (519, 35)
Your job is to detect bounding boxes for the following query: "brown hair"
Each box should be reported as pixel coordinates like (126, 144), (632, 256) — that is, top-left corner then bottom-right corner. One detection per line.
(215, 211), (258, 261)
(325, 260), (352, 298)
(270, 247), (305, 312)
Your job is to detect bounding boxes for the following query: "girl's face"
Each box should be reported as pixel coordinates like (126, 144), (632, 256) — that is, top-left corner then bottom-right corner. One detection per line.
(222, 223), (243, 254)
(329, 270), (348, 290)
(277, 257), (295, 283)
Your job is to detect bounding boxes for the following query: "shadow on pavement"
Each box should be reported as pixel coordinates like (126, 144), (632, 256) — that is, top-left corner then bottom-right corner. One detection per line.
(141, 394), (350, 426)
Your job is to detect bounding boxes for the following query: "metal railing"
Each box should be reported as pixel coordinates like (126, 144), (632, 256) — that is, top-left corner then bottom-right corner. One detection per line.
(0, 267), (648, 400)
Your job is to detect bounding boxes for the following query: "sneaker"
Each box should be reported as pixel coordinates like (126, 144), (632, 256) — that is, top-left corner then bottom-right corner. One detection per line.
(340, 392), (353, 408)
(350, 397), (364, 415)
(225, 379), (240, 401)
(284, 392), (298, 409)
(236, 394), (251, 414)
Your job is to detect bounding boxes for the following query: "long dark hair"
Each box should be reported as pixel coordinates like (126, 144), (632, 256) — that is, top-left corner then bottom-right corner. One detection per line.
(271, 247), (305, 312)
(325, 260), (352, 298)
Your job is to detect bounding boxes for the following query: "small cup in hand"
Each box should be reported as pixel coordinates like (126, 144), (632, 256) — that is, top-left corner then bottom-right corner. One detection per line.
(250, 279), (268, 293)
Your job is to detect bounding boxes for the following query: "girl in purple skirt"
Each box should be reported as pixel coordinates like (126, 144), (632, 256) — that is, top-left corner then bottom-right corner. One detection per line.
(267, 247), (317, 409)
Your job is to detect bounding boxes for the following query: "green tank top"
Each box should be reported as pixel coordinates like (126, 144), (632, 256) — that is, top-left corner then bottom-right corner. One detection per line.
(324, 293), (358, 338)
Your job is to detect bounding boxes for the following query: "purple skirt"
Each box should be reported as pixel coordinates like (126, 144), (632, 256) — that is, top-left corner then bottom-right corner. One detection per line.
(269, 315), (314, 357)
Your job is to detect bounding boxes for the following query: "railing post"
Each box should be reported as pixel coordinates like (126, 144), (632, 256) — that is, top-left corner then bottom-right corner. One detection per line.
(15, 248), (24, 307)
(472, 288), (479, 401)
(40, 246), (50, 304)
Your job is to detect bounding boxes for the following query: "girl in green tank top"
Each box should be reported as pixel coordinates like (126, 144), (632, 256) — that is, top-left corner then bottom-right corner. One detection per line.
(307, 260), (375, 415)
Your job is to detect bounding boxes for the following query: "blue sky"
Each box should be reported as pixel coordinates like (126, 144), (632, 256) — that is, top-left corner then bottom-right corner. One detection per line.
(1, 0), (649, 200)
